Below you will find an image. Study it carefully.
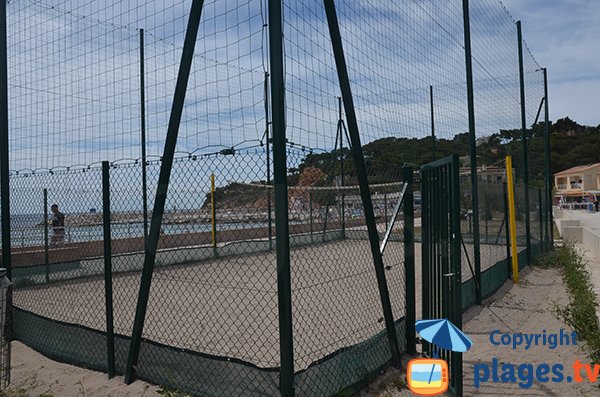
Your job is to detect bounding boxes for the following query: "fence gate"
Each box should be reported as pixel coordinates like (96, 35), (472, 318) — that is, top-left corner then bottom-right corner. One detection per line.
(421, 154), (463, 396)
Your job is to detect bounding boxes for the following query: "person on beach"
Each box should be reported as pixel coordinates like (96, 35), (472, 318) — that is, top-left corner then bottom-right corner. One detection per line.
(51, 203), (65, 246)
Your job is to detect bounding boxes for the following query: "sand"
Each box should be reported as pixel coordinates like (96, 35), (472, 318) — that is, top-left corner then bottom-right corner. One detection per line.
(13, 237), (505, 370)
(461, 265), (598, 396)
(8, 341), (162, 396)
(14, 239), (406, 370)
(365, 265), (599, 396)
(10, 235), (509, 396)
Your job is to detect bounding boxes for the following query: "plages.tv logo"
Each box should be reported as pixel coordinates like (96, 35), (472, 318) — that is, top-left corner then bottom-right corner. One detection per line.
(407, 319), (473, 396)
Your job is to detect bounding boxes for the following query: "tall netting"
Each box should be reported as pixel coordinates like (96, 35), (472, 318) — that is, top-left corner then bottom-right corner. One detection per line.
(467, 0), (522, 304)
(2, 0), (551, 396)
(7, 0), (267, 170)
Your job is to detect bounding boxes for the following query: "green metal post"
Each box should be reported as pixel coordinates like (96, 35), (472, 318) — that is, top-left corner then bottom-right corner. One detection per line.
(102, 161), (115, 379)
(324, 0), (401, 367)
(125, 0), (205, 384)
(403, 166), (416, 355)
(430, 85), (436, 160)
(538, 188), (543, 254)
(450, 154), (463, 396)
(211, 173), (218, 258)
(264, 72), (273, 251)
(543, 68), (552, 250)
(517, 21), (531, 265)
(140, 29), (149, 244)
(338, 97), (346, 238)
(309, 192), (314, 243)
(384, 193), (388, 229)
(422, 170), (430, 317)
(484, 187), (489, 243)
(462, 0), (482, 304)
(0, 0), (11, 280)
(268, 0), (295, 394)
(44, 189), (49, 283)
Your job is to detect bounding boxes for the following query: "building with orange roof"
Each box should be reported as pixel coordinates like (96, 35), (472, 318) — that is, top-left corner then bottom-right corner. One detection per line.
(554, 163), (600, 205)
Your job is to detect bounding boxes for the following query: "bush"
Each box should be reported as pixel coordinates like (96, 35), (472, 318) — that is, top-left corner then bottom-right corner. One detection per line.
(540, 244), (600, 363)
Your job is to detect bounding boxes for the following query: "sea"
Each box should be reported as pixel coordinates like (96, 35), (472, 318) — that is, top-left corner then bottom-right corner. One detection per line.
(5, 213), (265, 248)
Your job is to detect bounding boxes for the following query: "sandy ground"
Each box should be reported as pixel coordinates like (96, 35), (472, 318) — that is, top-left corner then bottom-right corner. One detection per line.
(13, 263), (589, 397)
(14, 239), (406, 370)
(365, 265), (599, 396)
(7, 341), (162, 397)
(461, 266), (599, 396)
(9, 235), (508, 396)
(13, 238), (505, 370)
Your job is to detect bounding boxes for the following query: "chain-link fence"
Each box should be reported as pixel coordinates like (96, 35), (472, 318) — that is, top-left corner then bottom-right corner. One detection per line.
(8, 146), (414, 396)
(0, 0), (553, 396)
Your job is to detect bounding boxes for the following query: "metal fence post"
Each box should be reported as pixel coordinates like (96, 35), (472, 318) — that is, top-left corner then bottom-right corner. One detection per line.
(517, 21), (531, 265)
(264, 72), (273, 251)
(384, 192), (388, 229)
(0, 0), (11, 281)
(538, 188), (543, 254)
(506, 156), (519, 282)
(462, 0), (482, 305)
(450, 154), (463, 397)
(211, 173), (217, 258)
(338, 97), (346, 239)
(503, 183), (511, 279)
(102, 161), (115, 379)
(484, 187), (489, 243)
(324, 0), (401, 367)
(125, 0), (206, 383)
(543, 68), (553, 250)
(268, 0), (295, 394)
(309, 192), (314, 243)
(430, 85), (436, 160)
(403, 166), (416, 355)
(43, 189), (49, 283)
(140, 28), (149, 244)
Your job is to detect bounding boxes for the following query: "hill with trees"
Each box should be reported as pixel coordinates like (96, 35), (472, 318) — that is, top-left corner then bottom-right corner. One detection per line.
(291, 117), (600, 187)
(209, 117), (599, 208)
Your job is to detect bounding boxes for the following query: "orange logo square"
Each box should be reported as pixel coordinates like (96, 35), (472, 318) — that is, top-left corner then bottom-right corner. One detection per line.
(407, 358), (449, 396)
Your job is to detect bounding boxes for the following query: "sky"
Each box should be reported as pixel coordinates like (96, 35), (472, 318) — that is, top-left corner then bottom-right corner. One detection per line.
(6, 0), (583, 174)
(6, 0), (582, 215)
(501, 0), (600, 127)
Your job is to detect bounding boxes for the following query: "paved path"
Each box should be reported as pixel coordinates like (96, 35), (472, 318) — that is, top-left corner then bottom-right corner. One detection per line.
(560, 210), (600, 231)
(462, 266), (597, 396)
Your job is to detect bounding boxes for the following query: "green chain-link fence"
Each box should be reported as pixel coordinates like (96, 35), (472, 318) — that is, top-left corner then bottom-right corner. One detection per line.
(8, 146), (415, 396)
(0, 0), (554, 396)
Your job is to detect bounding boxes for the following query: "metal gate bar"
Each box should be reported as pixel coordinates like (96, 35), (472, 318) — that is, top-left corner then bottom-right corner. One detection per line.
(421, 154), (463, 396)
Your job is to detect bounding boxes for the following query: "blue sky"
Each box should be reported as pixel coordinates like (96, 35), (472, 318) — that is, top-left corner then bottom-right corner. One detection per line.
(502, 0), (600, 126)
(6, 0), (575, 172)
(7, 0), (578, 215)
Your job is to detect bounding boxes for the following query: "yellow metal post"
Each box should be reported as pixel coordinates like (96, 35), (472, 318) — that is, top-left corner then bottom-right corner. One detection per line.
(506, 156), (519, 283)
(211, 173), (217, 251)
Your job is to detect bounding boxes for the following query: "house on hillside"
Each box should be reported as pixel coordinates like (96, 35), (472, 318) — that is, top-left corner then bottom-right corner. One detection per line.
(459, 165), (512, 184)
(554, 163), (600, 205)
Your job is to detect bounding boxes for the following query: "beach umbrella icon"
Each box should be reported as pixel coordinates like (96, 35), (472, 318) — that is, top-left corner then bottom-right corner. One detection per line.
(416, 318), (472, 353)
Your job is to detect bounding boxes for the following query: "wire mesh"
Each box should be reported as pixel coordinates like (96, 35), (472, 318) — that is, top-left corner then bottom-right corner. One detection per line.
(1, 0), (553, 395)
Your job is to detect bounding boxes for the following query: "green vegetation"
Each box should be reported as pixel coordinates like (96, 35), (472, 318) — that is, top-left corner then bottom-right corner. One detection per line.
(212, 117), (600, 206)
(157, 385), (188, 397)
(295, 117), (600, 188)
(538, 244), (600, 363)
(336, 387), (354, 397)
